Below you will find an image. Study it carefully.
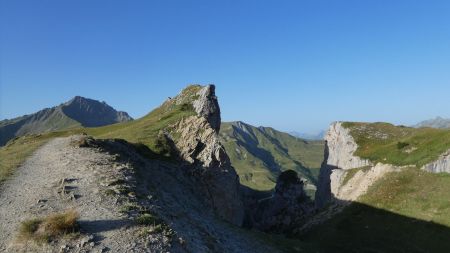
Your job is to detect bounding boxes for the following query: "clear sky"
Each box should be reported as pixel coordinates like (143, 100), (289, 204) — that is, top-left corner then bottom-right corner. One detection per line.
(1, 0), (450, 133)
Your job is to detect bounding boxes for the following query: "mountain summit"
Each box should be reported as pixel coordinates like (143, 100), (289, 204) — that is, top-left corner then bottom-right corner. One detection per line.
(0, 96), (132, 146)
(62, 96), (132, 127)
(415, 116), (450, 129)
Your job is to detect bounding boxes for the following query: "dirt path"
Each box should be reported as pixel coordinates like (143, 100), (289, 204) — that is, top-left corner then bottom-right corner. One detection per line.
(0, 136), (152, 252)
(0, 136), (281, 253)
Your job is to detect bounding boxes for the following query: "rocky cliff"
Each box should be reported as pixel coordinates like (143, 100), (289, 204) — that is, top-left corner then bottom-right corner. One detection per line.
(316, 122), (374, 207)
(421, 149), (450, 173)
(315, 122), (409, 208)
(170, 85), (244, 226)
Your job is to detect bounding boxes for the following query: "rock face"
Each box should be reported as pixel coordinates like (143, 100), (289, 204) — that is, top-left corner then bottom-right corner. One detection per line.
(323, 122), (372, 170)
(332, 163), (401, 202)
(192, 85), (221, 131)
(315, 122), (411, 208)
(315, 122), (373, 208)
(422, 149), (450, 173)
(172, 85), (244, 226)
(247, 170), (314, 233)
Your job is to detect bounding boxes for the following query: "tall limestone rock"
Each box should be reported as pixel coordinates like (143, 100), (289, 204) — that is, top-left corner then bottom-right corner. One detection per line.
(315, 122), (372, 208)
(316, 122), (405, 208)
(171, 85), (244, 226)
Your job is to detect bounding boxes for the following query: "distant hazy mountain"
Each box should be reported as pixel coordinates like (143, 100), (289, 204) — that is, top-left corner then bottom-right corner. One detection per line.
(415, 116), (450, 129)
(0, 96), (132, 146)
(290, 130), (326, 140)
(220, 121), (325, 194)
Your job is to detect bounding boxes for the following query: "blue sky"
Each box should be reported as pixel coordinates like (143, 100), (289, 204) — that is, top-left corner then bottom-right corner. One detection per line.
(1, 0), (450, 133)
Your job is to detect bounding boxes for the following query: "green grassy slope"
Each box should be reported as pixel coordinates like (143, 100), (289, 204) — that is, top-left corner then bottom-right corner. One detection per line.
(220, 121), (324, 191)
(85, 85), (200, 156)
(0, 108), (81, 146)
(294, 123), (450, 252)
(342, 122), (450, 167)
(298, 167), (450, 252)
(0, 85), (201, 182)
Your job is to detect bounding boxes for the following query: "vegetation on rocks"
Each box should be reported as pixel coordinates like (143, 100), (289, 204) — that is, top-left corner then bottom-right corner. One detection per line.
(342, 122), (450, 167)
(86, 85), (201, 158)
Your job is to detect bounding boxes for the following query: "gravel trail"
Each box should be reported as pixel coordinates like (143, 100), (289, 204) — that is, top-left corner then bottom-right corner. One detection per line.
(0, 136), (148, 252)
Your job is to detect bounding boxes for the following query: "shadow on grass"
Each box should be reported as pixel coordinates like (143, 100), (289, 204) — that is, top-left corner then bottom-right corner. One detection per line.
(296, 201), (450, 253)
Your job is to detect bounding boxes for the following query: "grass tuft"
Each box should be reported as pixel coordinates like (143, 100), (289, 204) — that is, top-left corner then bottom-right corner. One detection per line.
(18, 209), (79, 244)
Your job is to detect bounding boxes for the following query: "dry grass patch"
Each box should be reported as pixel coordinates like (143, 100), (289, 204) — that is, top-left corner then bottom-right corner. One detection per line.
(18, 209), (79, 244)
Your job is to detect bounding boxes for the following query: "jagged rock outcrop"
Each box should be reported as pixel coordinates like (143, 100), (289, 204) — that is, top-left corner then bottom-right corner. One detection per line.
(247, 170), (314, 233)
(323, 122), (372, 170)
(422, 149), (450, 173)
(316, 122), (373, 208)
(314, 122), (407, 208)
(171, 85), (244, 226)
(192, 85), (221, 131)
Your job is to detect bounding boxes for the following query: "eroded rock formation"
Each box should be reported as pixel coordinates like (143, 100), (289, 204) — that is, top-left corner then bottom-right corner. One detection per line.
(171, 85), (244, 226)
(315, 122), (400, 208)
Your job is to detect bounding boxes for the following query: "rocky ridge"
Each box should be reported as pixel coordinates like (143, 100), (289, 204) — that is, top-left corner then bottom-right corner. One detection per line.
(155, 85), (244, 226)
(169, 85), (244, 226)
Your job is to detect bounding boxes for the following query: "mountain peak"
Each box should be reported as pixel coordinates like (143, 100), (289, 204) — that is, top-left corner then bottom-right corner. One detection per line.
(0, 97), (133, 146)
(415, 116), (450, 129)
(61, 97), (133, 127)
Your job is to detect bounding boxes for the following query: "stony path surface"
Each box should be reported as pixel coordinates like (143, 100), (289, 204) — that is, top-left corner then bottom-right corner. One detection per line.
(0, 137), (150, 252)
(0, 136), (281, 253)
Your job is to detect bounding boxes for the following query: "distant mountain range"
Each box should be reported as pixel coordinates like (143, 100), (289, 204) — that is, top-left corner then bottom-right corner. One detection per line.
(290, 130), (326, 140)
(220, 121), (325, 194)
(415, 116), (450, 129)
(0, 96), (132, 146)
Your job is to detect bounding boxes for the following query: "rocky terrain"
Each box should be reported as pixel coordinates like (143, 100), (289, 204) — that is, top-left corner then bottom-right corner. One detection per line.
(0, 85), (289, 252)
(305, 121), (450, 252)
(315, 122), (375, 208)
(0, 134), (282, 252)
(3, 85), (450, 252)
(0, 96), (132, 146)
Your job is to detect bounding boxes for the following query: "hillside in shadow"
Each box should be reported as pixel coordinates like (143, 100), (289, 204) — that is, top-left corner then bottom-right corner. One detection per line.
(297, 202), (450, 253)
